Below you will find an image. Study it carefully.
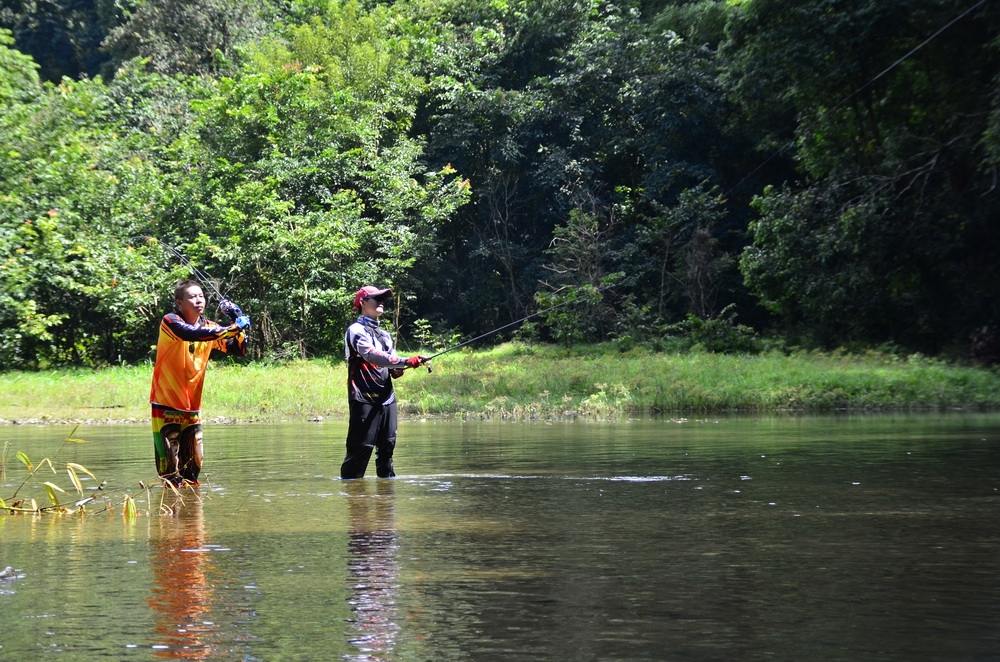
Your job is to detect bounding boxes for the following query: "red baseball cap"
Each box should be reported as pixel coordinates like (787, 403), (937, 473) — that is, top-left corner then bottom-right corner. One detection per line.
(353, 285), (392, 310)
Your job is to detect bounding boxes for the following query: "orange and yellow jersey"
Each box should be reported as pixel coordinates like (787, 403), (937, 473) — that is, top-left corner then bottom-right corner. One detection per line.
(149, 313), (247, 412)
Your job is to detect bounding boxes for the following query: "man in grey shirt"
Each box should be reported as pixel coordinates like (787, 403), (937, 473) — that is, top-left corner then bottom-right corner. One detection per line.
(341, 285), (428, 478)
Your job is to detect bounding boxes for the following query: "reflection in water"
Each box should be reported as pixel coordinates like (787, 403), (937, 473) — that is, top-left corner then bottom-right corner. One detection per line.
(344, 480), (399, 661)
(148, 497), (216, 660)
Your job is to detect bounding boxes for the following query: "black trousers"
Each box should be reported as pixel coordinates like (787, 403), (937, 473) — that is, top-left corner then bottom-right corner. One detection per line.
(341, 400), (398, 479)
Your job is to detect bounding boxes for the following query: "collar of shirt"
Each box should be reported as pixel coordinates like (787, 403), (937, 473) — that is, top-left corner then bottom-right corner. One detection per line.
(357, 315), (380, 329)
(170, 312), (207, 327)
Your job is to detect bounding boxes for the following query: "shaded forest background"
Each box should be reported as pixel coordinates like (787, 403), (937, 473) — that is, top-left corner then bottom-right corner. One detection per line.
(1, 0), (997, 367)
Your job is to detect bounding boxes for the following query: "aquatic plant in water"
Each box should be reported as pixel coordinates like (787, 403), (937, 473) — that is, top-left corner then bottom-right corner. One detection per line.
(0, 425), (197, 520)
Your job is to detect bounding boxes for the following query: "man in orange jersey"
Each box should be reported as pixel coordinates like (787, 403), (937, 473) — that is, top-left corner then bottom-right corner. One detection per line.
(150, 279), (249, 485)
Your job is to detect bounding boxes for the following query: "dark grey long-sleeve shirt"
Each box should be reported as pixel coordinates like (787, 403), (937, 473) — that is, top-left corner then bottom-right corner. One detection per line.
(344, 316), (405, 404)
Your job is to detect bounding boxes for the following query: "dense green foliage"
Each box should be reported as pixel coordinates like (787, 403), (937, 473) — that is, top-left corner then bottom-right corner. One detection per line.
(1, 1), (998, 368)
(732, 0), (1000, 354)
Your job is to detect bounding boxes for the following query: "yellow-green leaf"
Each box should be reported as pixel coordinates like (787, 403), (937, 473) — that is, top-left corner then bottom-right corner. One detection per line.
(15, 451), (32, 470)
(43, 481), (65, 505)
(64, 424), (86, 443)
(123, 495), (137, 521)
(66, 463), (96, 480)
(0, 497), (6, 509)
(67, 467), (83, 495)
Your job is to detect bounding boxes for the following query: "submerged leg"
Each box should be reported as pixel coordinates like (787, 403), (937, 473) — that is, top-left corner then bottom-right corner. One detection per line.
(177, 425), (204, 484)
(375, 402), (398, 478)
(341, 401), (381, 479)
(152, 405), (177, 479)
(155, 425), (182, 483)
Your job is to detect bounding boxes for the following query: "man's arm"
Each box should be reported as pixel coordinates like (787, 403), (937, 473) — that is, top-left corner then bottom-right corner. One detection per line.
(162, 313), (237, 342)
(349, 326), (406, 368)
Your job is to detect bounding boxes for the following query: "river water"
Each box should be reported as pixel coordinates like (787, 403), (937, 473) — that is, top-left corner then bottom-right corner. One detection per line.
(1, 414), (998, 660)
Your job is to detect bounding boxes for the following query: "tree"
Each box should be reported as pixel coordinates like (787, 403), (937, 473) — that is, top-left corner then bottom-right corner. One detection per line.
(636, 183), (730, 319)
(151, 1), (470, 356)
(537, 206), (622, 345)
(0, 0), (121, 81)
(731, 0), (1000, 352)
(412, 0), (743, 337)
(0, 35), (174, 366)
(103, 0), (267, 75)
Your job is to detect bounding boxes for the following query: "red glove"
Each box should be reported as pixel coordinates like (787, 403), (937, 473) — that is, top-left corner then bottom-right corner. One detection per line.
(404, 355), (428, 368)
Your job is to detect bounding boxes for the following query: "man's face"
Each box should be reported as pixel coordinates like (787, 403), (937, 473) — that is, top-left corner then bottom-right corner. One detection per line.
(360, 295), (385, 318)
(176, 285), (206, 321)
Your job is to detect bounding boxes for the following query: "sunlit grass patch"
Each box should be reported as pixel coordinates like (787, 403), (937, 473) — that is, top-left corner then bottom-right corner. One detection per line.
(1, 343), (998, 422)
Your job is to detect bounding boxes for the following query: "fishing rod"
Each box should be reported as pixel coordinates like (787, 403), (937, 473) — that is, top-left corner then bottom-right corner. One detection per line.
(411, 283), (617, 370)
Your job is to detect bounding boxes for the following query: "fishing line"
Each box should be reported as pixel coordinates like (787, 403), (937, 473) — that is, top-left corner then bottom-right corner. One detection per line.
(162, 245), (228, 303)
(140, 236), (230, 304)
(724, 0), (988, 198)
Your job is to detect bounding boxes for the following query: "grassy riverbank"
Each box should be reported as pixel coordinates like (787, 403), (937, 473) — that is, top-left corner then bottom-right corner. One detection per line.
(1, 343), (998, 423)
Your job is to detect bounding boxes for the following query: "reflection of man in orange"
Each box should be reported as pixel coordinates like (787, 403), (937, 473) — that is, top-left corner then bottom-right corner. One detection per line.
(345, 480), (399, 660)
(148, 499), (215, 660)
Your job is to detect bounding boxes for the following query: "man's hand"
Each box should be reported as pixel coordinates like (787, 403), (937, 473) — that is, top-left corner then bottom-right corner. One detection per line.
(219, 299), (244, 322)
(404, 355), (429, 368)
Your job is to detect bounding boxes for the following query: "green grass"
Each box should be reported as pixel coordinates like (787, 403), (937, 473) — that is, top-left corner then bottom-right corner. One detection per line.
(1, 343), (998, 423)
